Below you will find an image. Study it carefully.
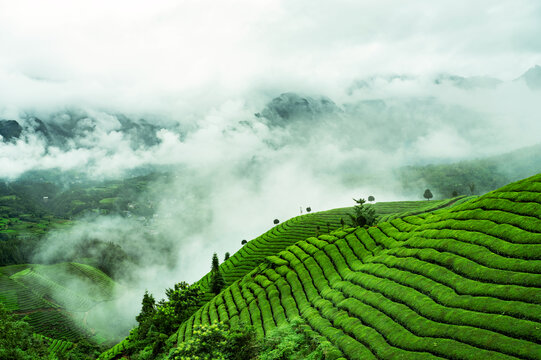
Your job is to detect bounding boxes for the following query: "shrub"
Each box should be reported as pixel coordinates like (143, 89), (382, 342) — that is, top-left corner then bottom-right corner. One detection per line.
(170, 322), (259, 360)
(259, 318), (331, 360)
(348, 198), (377, 227)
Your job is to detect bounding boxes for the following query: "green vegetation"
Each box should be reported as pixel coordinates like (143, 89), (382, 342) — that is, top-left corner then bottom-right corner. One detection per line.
(210, 253), (226, 294)
(398, 142), (541, 198)
(0, 303), (48, 360)
(6, 167), (536, 360)
(347, 198), (377, 227)
(0, 171), (168, 268)
(170, 322), (259, 360)
(375, 196), (471, 223)
(170, 318), (327, 360)
(99, 199), (464, 359)
(168, 173), (541, 360)
(101, 282), (203, 360)
(0, 262), (117, 356)
(194, 199), (462, 301)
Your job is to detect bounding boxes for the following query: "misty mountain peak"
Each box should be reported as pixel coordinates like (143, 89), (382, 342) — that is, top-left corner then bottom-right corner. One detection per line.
(257, 92), (339, 125)
(0, 119), (22, 142)
(518, 64), (541, 90)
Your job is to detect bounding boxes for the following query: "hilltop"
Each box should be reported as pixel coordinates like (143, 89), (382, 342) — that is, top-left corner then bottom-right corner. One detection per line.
(101, 173), (541, 359)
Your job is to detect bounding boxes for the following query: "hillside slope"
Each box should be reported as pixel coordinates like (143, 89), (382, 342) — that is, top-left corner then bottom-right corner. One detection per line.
(173, 174), (541, 359)
(195, 197), (463, 299)
(0, 262), (117, 345)
(98, 198), (465, 359)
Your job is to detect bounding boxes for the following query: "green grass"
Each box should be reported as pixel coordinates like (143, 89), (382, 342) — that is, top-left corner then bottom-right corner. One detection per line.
(167, 173), (541, 360)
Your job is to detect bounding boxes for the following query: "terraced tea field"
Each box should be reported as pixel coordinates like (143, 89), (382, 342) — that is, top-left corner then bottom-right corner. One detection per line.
(0, 262), (117, 343)
(33, 334), (75, 357)
(171, 174), (540, 359)
(197, 198), (466, 298)
(98, 196), (479, 359)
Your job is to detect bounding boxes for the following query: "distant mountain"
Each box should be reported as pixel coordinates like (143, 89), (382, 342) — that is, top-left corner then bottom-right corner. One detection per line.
(347, 66), (541, 91)
(516, 64), (541, 89)
(0, 112), (164, 148)
(433, 74), (502, 89)
(347, 74), (415, 93)
(348, 73), (504, 93)
(256, 92), (340, 126)
(0, 120), (22, 142)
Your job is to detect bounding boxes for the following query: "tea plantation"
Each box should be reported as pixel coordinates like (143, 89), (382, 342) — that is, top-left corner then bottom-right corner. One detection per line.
(196, 197), (467, 298)
(98, 198), (467, 359)
(0, 262), (117, 356)
(166, 174), (541, 359)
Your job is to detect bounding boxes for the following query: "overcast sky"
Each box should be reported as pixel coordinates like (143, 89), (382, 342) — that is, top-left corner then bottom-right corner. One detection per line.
(1, 0), (540, 118)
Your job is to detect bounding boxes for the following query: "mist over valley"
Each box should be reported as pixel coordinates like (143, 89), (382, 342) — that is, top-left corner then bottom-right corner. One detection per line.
(0, 1), (540, 359)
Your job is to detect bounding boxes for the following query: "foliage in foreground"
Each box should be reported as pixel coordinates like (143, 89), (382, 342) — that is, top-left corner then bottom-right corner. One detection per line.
(170, 319), (331, 360)
(0, 302), (102, 360)
(0, 303), (48, 360)
(120, 282), (203, 359)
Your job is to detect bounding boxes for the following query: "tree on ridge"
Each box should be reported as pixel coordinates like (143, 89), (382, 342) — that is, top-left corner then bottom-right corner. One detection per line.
(210, 253), (225, 294)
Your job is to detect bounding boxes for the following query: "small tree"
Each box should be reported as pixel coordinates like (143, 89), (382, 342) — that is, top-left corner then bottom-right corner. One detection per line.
(136, 290), (156, 326)
(315, 225), (320, 237)
(340, 218), (345, 228)
(423, 189), (433, 201)
(224, 252), (230, 261)
(326, 222), (330, 233)
(348, 198), (377, 227)
(368, 195), (375, 202)
(210, 253), (225, 294)
(469, 183), (475, 195)
(241, 239), (247, 245)
(273, 219), (279, 225)
(134, 290), (157, 340)
(153, 282), (203, 335)
(452, 190), (458, 197)
(306, 207), (311, 213)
